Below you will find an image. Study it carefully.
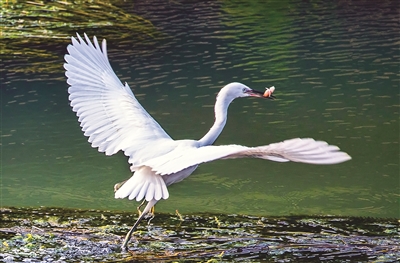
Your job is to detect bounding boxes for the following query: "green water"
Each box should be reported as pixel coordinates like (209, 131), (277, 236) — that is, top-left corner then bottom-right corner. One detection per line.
(1, 0), (399, 218)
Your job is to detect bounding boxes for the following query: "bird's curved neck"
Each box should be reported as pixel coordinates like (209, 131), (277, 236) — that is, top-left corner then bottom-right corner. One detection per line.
(198, 93), (233, 146)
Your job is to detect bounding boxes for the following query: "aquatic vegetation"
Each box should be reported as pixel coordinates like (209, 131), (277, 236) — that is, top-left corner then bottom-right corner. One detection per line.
(0, 207), (399, 262)
(1, 0), (157, 40)
(1, 0), (160, 74)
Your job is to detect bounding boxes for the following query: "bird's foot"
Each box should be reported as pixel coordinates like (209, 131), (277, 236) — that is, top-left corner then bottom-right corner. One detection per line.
(137, 200), (155, 220)
(113, 179), (128, 192)
(146, 206), (155, 225)
(120, 228), (134, 251)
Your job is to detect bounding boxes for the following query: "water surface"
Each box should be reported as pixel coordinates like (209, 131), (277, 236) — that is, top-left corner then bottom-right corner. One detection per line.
(1, 0), (399, 218)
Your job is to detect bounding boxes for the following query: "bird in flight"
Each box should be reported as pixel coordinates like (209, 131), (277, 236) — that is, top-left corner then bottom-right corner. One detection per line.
(64, 33), (351, 250)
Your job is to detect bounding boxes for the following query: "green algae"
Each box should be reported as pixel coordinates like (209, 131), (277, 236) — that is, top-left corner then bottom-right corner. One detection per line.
(1, 0), (160, 74)
(1, 207), (399, 262)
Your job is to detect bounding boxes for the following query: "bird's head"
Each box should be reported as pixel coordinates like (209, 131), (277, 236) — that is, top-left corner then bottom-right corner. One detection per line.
(221, 82), (276, 100)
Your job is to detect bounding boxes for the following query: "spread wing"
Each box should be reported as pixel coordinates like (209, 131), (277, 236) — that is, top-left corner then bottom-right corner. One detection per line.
(64, 33), (172, 159)
(141, 138), (352, 175)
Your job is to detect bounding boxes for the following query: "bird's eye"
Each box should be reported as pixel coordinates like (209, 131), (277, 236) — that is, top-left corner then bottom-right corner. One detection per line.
(242, 88), (247, 93)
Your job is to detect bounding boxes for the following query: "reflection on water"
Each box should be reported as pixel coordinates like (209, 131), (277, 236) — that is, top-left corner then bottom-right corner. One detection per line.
(1, 0), (399, 218)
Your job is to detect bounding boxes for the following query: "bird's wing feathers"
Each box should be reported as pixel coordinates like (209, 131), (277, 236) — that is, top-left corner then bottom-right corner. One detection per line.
(65, 33), (171, 157)
(144, 138), (351, 175)
(226, 138), (350, 163)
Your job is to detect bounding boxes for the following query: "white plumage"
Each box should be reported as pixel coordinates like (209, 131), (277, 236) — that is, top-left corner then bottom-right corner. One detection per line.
(64, 33), (351, 249)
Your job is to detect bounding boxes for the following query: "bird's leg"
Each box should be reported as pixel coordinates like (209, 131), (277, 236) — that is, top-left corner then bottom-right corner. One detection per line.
(146, 206), (155, 226)
(136, 199), (146, 217)
(137, 201), (155, 221)
(121, 199), (157, 251)
(150, 206), (155, 216)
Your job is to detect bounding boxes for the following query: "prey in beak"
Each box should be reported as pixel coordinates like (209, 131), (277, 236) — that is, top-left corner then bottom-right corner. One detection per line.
(247, 86), (276, 99)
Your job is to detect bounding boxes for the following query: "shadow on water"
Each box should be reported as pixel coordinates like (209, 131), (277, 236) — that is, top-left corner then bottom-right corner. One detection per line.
(1, 207), (399, 262)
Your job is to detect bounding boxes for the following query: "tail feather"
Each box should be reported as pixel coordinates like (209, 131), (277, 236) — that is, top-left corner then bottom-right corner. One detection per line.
(115, 166), (169, 201)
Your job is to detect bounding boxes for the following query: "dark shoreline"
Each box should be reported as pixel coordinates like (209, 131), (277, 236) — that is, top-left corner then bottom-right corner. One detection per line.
(1, 207), (398, 262)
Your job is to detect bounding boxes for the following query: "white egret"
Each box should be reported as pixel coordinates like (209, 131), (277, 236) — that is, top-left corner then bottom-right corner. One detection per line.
(64, 33), (351, 250)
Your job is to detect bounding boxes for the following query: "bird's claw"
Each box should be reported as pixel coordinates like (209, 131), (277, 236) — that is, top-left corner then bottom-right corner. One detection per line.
(114, 180), (128, 192)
